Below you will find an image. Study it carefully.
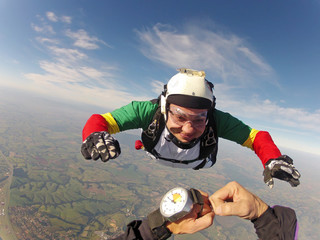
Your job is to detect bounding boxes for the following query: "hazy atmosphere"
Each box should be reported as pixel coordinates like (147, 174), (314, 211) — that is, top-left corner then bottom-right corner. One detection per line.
(1, 0), (319, 155)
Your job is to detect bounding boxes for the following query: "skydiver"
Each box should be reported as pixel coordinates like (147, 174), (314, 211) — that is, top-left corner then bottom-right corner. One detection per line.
(111, 181), (298, 240)
(81, 68), (301, 188)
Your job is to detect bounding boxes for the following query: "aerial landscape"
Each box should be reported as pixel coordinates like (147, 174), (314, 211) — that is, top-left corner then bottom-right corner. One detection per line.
(0, 90), (319, 239)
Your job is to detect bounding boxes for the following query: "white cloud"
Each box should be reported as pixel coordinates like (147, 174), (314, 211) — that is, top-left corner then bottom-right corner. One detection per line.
(136, 23), (276, 87)
(25, 50), (111, 86)
(36, 37), (59, 45)
(237, 47), (273, 76)
(79, 66), (104, 79)
(48, 46), (87, 62)
(23, 53), (140, 109)
(46, 12), (71, 24)
(29, 60), (85, 83)
(23, 11), (137, 110)
(150, 80), (164, 95)
(61, 16), (72, 24)
(46, 12), (58, 22)
(31, 23), (55, 34)
(65, 29), (109, 50)
(16, 75), (138, 110)
(217, 92), (320, 134)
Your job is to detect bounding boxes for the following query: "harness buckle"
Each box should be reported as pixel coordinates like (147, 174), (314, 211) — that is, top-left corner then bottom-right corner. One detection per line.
(203, 126), (216, 147)
(146, 119), (158, 140)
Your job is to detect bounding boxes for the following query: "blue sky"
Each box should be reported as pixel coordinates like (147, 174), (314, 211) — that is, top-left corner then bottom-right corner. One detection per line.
(0, 0), (319, 155)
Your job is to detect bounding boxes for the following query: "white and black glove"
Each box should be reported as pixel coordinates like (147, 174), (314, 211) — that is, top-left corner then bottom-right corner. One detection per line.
(81, 131), (121, 162)
(263, 155), (301, 189)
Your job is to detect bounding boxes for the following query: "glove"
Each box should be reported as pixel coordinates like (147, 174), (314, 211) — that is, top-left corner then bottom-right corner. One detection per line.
(263, 155), (301, 189)
(81, 131), (121, 162)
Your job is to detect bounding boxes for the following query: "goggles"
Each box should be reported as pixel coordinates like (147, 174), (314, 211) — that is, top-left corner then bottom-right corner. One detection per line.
(168, 106), (208, 128)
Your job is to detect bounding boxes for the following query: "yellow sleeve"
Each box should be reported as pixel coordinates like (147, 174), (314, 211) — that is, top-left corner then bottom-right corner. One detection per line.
(101, 113), (120, 134)
(242, 128), (259, 150)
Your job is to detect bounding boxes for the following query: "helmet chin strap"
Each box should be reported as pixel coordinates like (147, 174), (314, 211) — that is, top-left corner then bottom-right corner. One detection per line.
(165, 126), (200, 149)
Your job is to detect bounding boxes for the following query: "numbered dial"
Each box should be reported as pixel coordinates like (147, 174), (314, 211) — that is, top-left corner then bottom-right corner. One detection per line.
(160, 187), (193, 222)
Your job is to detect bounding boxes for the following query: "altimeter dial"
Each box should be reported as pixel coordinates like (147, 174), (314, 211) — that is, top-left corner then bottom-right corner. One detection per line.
(160, 187), (194, 222)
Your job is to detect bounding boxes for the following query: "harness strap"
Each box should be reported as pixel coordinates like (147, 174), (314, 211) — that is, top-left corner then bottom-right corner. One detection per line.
(148, 208), (166, 230)
(141, 98), (165, 151)
(147, 208), (172, 240)
(190, 188), (204, 217)
(152, 152), (205, 165)
(193, 159), (208, 170)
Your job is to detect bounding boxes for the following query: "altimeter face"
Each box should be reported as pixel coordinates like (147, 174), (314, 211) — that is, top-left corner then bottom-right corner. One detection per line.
(160, 187), (193, 222)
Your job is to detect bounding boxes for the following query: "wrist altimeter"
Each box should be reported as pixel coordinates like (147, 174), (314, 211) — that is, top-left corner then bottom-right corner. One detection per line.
(148, 187), (203, 225)
(160, 187), (203, 222)
(147, 187), (203, 239)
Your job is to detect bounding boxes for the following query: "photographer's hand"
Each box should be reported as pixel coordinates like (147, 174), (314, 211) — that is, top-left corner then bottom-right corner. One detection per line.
(209, 181), (268, 220)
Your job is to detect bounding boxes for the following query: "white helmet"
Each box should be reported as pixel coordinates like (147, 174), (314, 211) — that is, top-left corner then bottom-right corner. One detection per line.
(161, 68), (214, 115)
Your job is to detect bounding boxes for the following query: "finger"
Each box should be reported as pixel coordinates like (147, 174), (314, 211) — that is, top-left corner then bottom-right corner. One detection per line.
(288, 178), (300, 187)
(209, 184), (234, 209)
(91, 147), (100, 160)
(94, 135), (106, 151)
(81, 144), (92, 159)
(93, 135), (109, 161)
(272, 169), (292, 181)
(106, 142), (119, 159)
(99, 149), (110, 162)
(277, 166), (300, 181)
(98, 137), (111, 162)
(85, 140), (100, 160)
(292, 168), (301, 179)
(263, 169), (273, 187)
(280, 165), (294, 175)
(106, 139), (121, 159)
(282, 155), (293, 164)
(266, 178), (274, 189)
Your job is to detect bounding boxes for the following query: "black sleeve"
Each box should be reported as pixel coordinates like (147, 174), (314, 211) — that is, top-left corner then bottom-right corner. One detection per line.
(252, 206), (298, 240)
(111, 219), (159, 240)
